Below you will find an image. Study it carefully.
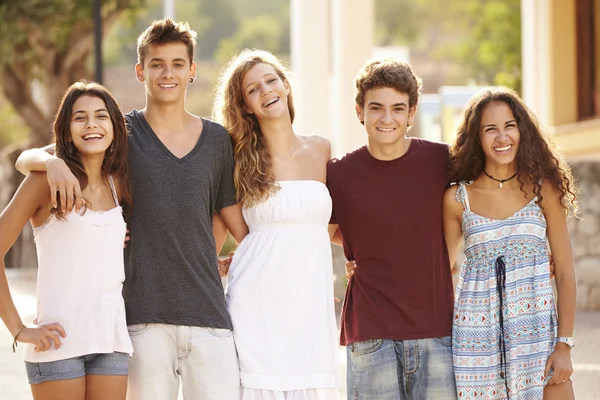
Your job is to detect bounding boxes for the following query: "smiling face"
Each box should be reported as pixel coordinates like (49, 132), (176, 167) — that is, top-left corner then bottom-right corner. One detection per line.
(357, 87), (416, 146)
(241, 62), (290, 122)
(136, 42), (196, 105)
(69, 95), (114, 157)
(479, 101), (521, 168)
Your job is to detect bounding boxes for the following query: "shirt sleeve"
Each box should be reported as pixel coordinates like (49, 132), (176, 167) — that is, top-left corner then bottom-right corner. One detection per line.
(326, 161), (338, 224)
(215, 131), (238, 212)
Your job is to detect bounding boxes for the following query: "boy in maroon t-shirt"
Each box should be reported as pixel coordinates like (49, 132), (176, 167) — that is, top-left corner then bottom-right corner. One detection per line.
(327, 59), (457, 399)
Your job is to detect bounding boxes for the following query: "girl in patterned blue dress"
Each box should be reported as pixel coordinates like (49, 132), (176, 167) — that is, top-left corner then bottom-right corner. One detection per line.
(443, 87), (577, 400)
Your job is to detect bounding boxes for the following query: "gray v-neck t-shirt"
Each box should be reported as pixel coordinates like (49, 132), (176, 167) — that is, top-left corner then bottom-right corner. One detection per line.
(123, 110), (237, 329)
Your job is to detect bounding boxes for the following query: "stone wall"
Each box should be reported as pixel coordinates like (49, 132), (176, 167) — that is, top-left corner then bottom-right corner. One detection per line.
(570, 161), (600, 311)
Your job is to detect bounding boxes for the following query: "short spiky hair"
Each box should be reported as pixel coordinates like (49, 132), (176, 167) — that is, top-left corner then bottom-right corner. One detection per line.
(355, 58), (423, 109)
(136, 19), (197, 66)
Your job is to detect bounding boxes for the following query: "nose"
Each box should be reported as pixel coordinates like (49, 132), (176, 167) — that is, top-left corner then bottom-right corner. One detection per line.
(260, 81), (272, 95)
(162, 65), (174, 79)
(497, 127), (509, 140)
(381, 109), (393, 124)
(86, 116), (98, 128)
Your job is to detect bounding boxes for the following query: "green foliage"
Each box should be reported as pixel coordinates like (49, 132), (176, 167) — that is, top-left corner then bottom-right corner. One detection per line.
(376, 0), (522, 91)
(0, 0), (145, 74)
(0, 99), (28, 147)
(215, 15), (283, 65)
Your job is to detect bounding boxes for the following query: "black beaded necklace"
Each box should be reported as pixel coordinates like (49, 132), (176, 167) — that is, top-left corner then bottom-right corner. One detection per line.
(483, 170), (518, 188)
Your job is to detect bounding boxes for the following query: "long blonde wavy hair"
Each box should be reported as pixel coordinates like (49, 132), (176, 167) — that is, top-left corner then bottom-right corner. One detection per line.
(213, 49), (295, 207)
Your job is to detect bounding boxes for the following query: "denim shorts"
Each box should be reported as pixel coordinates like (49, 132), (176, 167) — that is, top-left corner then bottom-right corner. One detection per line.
(25, 352), (129, 385)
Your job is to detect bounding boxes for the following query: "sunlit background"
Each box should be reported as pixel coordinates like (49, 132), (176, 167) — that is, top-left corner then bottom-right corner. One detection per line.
(0, 1), (599, 398)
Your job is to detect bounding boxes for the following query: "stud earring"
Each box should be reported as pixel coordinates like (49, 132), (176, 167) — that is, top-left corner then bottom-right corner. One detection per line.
(109, 142), (115, 153)
(189, 77), (195, 83)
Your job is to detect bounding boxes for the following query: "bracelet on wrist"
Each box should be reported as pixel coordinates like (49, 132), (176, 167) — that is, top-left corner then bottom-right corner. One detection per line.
(12, 324), (26, 353)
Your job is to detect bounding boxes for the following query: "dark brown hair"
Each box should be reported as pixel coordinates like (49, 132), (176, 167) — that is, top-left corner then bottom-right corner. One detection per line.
(136, 18), (197, 66)
(449, 87), (577, 213)
(355, 58), (423, 110)
(52, 81), (131, 218)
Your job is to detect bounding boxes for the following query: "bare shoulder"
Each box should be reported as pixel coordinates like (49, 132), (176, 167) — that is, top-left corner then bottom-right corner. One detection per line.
(24, 171), (50, 193)
(539, 180), (565, 214)
(443, 184), (463, 213)
(16, 171), (51, 212)
(301, 135), (331, 158)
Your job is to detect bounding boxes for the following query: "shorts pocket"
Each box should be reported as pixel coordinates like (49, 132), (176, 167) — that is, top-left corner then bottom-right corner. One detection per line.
(207, 327), (233, 338)
(433, 335), (453, 347)
(127, 324), (150, 337)
(350, 339), (383, 355)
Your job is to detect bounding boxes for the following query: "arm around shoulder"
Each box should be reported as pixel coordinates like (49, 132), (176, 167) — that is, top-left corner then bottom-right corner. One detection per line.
(14, 145), (57, 175)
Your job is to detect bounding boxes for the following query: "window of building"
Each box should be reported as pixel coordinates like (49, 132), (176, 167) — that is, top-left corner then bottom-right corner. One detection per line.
(576, 0), (600, 119)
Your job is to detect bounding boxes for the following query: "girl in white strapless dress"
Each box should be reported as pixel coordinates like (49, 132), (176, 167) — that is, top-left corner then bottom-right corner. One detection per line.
(214, 49), (339, 399)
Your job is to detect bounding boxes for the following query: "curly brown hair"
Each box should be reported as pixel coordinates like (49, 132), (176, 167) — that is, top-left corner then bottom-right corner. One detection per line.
(52, 81), (131, 219)
(355, 58), (423, 112)
(213, 49), (295, 207)
(449, 87), (577, 213)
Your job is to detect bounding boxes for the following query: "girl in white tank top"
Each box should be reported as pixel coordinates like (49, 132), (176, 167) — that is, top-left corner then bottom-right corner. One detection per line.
(0, 81), (132, 400)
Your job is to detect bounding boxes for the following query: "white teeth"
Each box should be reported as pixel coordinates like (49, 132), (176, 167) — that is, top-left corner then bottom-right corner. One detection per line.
(83, 133), (103, 140)
(159, 84), (176, 88)
(377, 128), (395, 132)
(494, 145), (512, 152)
(263, 98), (278, 107)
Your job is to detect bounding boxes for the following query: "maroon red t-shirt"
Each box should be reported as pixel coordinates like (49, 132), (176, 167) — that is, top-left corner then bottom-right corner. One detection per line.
(327, 138), (453, 345)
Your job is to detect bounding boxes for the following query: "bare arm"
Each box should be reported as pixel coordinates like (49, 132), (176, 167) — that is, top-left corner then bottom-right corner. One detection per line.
(542, 183), (576, 384)
(328, 224), (343, 246)
(15, 145), (83, 213)
(213, 213), (229, 254)
(218, 203), (249, 244)
(443, 186), (464, 268)
(0, 172), (65, 350)
(14, 145), (56, 175)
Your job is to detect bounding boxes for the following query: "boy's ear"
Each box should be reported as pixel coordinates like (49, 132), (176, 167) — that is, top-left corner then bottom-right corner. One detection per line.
(135, 63), (144, 82)
(355, 104), (365, 125)
(408, 105), (417, 126)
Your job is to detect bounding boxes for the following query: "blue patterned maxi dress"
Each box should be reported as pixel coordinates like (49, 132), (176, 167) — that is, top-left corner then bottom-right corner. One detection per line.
(452, 181), (558, 400)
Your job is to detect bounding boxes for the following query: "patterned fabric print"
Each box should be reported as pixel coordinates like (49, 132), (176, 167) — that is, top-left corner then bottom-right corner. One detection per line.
(452, 182), (557, 400)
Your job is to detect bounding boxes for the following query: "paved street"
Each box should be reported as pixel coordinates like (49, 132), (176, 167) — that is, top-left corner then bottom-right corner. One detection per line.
(1, 268), (598, 399)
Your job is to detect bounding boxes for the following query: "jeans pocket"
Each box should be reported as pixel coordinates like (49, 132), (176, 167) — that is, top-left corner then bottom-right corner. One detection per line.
(433, 335), (453, 347)
(207, 327), (233, 338)
(350, 339), (383, 355)
(127, 323), (150, 337)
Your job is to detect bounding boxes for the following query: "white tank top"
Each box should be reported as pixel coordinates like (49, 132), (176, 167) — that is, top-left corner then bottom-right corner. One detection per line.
(24, 175), (133, 362)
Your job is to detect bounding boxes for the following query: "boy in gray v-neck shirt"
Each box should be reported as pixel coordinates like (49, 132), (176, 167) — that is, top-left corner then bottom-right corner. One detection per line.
(123, 109), (236, 330)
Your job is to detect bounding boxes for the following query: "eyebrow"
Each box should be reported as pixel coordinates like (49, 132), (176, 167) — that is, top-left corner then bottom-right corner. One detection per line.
(367, 102), (408, 107)
(148, 57), (187, 63)
(72, 108), (109, 115)
(245, 73), (277, 90)
(482, 119), (516, 129)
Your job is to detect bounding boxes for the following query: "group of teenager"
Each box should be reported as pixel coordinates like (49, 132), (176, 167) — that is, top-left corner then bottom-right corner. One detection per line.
(0, 17), (577, 400)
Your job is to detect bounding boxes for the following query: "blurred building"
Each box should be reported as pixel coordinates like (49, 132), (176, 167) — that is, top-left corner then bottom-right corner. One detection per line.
(522, 0), (600, 310)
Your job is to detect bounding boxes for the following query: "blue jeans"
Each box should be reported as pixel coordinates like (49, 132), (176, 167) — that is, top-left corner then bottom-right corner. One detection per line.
(346, 337), (457, 400)
(25, 352), (129, 385)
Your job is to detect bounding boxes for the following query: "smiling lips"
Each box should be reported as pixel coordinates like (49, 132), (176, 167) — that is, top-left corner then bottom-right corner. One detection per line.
(494, 144), (513, 153)
(158, 83), (177, 89)
(376, 127), (396, 132)
(82, 133), (104, 140)
(262, 97), (279, 107)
